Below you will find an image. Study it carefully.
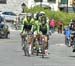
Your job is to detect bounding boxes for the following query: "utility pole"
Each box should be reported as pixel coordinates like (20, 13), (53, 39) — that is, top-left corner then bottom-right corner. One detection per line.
(67, 0), (68, 13)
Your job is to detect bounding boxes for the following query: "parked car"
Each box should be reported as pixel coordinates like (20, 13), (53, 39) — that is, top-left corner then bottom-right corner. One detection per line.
(0, 16), (10, 38)
(1, 11), (17, 22)
(0, 24), (10, 38)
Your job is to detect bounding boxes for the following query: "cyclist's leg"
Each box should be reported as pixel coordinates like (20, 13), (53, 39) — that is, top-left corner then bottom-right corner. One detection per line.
(44, 35), (48, 55)
(44, 35), (48, 49)
(38, 32), (42, 53)
(20, 31), (25, 46)
(27, 33), (33, 55)
(20, 31), (26, 51)
(33, 30), (38, 49)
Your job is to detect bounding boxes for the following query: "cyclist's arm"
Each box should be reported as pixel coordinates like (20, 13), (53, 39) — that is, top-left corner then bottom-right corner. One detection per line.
(46, 24), (49, 33)
(37, 25), (40, 34)
(30, 19), (34, 32)
(30, 25), (34, 32)
(21, 24), (24, 33)
(21, 18), (26, 33)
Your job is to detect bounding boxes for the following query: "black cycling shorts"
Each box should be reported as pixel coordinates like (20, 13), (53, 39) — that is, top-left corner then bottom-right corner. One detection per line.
(24, 24), (32, 31)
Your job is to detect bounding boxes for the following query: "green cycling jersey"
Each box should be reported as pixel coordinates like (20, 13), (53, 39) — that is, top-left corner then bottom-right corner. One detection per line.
(33, 20), (41, 34)
(21, 17), (34, 32)
(39, 23), (49, 35)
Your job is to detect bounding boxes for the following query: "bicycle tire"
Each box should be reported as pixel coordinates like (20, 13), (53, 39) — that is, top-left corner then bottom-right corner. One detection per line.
(36, 39), (39, 56)
(41, 38), (45, 58)
(23, 38), (27, 56)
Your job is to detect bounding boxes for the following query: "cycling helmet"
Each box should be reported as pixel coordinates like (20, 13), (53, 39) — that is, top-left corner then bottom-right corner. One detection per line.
(41, 15), (46, 24)
(26, 13), (32, 17)
(41, 15), (46, 21)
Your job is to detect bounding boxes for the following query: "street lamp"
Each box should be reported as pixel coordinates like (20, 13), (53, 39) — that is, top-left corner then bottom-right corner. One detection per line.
(40, 0), (42, 7)
(21, 3), (26, 13)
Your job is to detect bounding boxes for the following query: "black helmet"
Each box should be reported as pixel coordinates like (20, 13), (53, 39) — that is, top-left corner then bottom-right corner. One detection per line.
(27, 13), (32, 17)
(26, 13), (32, 20)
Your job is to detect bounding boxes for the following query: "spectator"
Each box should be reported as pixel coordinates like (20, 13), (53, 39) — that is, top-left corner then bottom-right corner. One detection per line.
(58, 21), (63, 34)
(64, 26), (71, 47)
(49, 19), (55, 33)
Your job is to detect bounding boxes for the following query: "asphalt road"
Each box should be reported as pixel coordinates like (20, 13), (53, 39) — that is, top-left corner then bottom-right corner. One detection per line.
(0, 30), (75, 66)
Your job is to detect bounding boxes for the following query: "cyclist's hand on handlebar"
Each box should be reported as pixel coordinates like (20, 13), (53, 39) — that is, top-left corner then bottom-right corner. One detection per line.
(39, 31), (42, 35)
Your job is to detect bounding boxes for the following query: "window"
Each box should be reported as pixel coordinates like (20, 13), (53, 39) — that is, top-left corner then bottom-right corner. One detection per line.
(2, 12), (16, 16)
(60, 0), (68, 4)
(0, 0), (6, 4)
(47, 0), (56, 3)
(73, 0), (75, 5)
(2, 12), (9, 15)
(34, 0), (43, 2)
(9, 12), (16, 16)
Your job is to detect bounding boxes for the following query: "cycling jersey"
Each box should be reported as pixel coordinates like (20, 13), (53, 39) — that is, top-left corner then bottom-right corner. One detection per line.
(39, 23), (49, 35)
(33, 20), (41, 34)
(21, 18), (34, 32)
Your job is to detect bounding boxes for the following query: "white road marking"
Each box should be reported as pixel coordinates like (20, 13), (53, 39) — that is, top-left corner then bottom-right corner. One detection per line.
(56, 44), (66, 46)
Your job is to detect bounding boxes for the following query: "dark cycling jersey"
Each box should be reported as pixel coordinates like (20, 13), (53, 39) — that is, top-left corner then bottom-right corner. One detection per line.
(39, 24), (47, 35)
(23, 24), (32, 31)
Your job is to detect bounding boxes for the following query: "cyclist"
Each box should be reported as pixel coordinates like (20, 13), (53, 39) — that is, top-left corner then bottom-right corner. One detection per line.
(38, 16), (49, 55)
(64, 26), (71, 47)
(32, 13), (40, 50)
(20, 13), (34, 50)
(70, 24), (75, 52)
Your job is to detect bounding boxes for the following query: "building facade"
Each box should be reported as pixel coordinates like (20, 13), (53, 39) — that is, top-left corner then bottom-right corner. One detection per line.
(0, 0), (27, 14)
(58, 0), (75, 12)
(0, 0), (59, 13)
(32, 0), (59, 11)
(0, 0), (75, 13)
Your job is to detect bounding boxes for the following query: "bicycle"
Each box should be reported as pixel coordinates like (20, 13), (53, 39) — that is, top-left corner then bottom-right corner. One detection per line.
(32, 35), (39, 56)
(23, 31), (33, 56)
(41, 35), (45, 58)
(38, 34), (46, 58)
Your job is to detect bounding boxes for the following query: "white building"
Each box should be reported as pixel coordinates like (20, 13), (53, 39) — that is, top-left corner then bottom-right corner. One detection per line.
(27, 0), (59, 11)
(0, 0), (27, 14)
(0, 0), (60, 13)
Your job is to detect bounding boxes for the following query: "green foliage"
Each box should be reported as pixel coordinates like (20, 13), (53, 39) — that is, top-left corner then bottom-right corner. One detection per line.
(24, 6), (75, 27)
(34, 0), (41, 2)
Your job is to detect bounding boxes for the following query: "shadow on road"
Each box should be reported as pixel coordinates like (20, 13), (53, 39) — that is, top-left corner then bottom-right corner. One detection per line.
(69, 56), (75, 58)
(39, 56), (50, 59)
